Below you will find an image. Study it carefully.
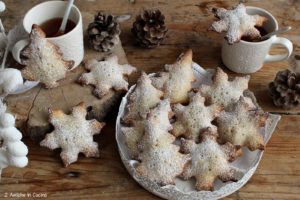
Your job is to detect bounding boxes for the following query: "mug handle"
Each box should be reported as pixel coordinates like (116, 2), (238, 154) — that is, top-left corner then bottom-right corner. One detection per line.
(12, 39), (29, 64)
(264, 36), (293, 63)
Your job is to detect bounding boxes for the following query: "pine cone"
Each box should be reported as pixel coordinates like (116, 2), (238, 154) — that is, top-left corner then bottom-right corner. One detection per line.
(87, 12), (121, 52)
(269, 69), (300, 109)
(132, 9), (167, 48)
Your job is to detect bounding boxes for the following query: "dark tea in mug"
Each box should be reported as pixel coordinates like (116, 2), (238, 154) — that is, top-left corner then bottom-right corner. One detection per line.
(241, 26), (269, 42)
(39, 18), (76, 37)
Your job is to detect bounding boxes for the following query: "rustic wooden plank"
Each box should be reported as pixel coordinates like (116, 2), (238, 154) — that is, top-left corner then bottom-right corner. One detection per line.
(0, 0), (299, 199)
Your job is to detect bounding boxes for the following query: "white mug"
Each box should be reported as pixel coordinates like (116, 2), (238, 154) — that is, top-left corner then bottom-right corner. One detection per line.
(222, 6), (293, 74)
(12, 1), (84, 68)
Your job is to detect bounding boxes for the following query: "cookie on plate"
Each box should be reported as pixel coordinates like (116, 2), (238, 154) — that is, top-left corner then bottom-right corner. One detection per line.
(198, 67), (251, 109)
(121, 120), (145, 159)
(122, 72), (163, 124)
(138, 99), (173, 147)
(135, 99), (190, 186)
(209, 3), (268, 44)
(181, 127), (242, 191)
(216, 97), (269, 151)
(151, 49), (196, 104)
(172, 92), (222, 142)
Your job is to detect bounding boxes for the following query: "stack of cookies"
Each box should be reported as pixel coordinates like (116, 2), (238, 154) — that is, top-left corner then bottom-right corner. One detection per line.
(121, 49), (269, 191)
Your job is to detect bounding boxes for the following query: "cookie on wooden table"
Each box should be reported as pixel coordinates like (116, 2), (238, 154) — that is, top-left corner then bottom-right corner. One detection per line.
(78, 55), (136, 98)
(40, 102), (105, 167)
(21, 24), (74, 88)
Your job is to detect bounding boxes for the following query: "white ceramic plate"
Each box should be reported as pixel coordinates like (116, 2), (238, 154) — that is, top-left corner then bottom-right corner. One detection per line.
(116, 63), (281, 200)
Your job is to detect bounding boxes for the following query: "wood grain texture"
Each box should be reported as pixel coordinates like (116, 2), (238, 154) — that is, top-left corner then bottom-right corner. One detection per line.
(1, 0), (300, 199)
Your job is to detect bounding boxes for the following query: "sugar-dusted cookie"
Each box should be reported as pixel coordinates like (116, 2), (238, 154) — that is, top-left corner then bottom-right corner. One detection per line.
(209, 3), (268, 44)
(216, 97), (268, 151)
(181, 127), (241, 191)
(21, 24), (74, 88)
(122, 72), (163, 124)
(198, 67), (250, 109)
(151, 49), (195, 104)
(121, 120), (144, 159)
(78, 55), (136, 98)
(40, 102), (105, 167)
(135, 99), (189, 186)
(139, 99), (173, 145)
(172, 92), (222, 141)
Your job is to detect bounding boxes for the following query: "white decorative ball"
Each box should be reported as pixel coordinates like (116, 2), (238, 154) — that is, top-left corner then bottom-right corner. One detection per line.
(0, 113), (15, 127)
(0, 1), (5, 12)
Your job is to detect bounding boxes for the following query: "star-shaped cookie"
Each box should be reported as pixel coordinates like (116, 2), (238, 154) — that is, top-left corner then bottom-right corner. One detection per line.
(21, 24), (74, 88)
(122, 72), (163, 124)
(198, 67), (250, 109)
(40, 102), (105, 167)
(172, 92), (222, 141)
(151, 49), (196, 104)
(181, 127), (241, 191)
(135, 99), (189, 186)
(209, 3), (268, 44)
(216, 97), (268, 151)
(78, 55), (136, 98)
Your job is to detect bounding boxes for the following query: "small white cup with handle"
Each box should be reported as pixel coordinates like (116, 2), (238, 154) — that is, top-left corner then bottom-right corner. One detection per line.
(222, 6), (293, 74)
(12, 1), (84, 68)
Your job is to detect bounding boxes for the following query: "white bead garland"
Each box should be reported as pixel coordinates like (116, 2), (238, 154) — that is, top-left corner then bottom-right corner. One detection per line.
(0, 102), (28, 178)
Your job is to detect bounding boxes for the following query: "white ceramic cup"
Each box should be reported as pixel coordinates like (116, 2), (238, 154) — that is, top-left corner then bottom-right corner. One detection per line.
(12, 1), (84, 68)
(221, 6), (293, 74)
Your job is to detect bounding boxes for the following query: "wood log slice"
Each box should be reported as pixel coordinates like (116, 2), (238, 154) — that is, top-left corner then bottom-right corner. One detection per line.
(6, 41), (130, 141)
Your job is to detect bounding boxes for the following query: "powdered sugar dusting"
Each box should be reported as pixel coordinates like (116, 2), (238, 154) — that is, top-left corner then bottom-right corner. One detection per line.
(116, 63), (281, 199)
(199, 67), (250, 109)
(123, 72), (163, 123)
(135, 99), (189, 186)
(210, 3), (268, 44)
(79, 55), (136, 98)
(172, 93), (221, 141)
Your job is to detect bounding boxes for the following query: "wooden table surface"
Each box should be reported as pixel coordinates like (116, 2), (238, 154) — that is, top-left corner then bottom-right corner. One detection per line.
(1, 0), (300, 199)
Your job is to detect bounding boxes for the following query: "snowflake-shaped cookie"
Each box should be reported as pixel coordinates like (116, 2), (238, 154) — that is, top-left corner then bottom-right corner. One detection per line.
(172, 93), (222, 141)
(151, 49), (195, 104)
(21, 25), (74, 88)
(40, 102), (105, 167)
(181, 127), (241, 191)
(135, 99), (189, 185)
(198, 67), (250, 109)
(216, 97), (268, 151)
(79, 55), (136, 98)
(122, 72), (163, 124)
(209, 3), (268, 44)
